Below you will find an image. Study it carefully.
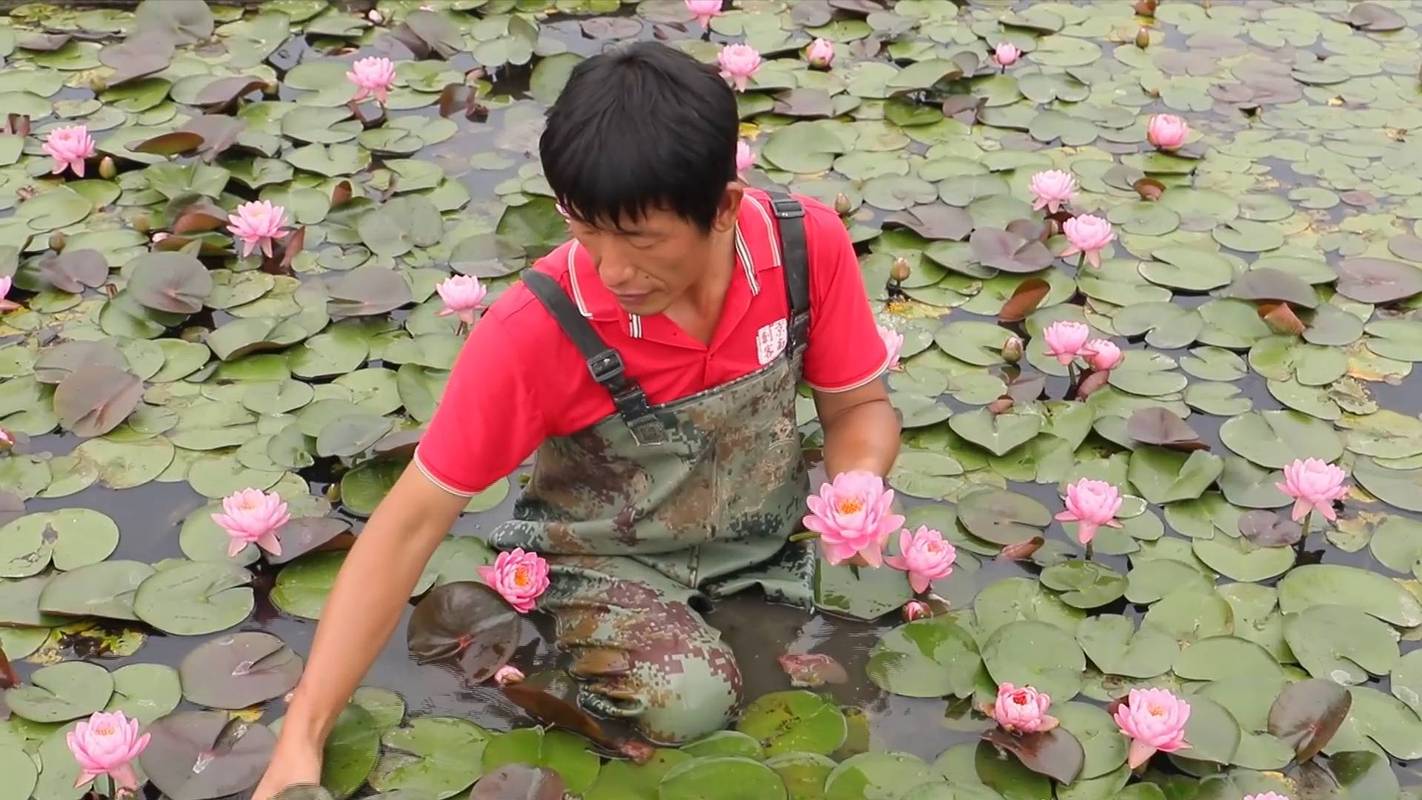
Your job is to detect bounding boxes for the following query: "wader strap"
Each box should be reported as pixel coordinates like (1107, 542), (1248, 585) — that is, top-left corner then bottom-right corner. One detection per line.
(765, 192), (811, 355)
(522, 270), (667, 446)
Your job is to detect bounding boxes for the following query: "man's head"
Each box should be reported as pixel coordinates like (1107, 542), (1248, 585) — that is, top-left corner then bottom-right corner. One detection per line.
(540, 41), (743, 315)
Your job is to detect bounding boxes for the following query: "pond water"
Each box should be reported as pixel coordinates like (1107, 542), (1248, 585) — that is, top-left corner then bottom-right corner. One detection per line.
(3, 0), (1422, 799)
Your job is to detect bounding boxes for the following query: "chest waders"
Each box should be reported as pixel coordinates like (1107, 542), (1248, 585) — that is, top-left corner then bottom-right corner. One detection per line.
(486, 193), (815, 743)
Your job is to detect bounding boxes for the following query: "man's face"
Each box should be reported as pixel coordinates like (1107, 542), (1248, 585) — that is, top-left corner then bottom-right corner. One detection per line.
(568, 184), (740, 316)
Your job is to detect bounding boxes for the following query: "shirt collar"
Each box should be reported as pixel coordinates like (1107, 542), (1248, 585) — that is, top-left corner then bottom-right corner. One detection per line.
(566, 191), (783, 336)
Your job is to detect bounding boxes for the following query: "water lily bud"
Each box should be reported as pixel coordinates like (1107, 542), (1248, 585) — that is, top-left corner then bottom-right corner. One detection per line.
(86, 75), (108, 93)
(366, 8), (383, 24)
(890, 257), (911, 283)
(902, 600), (931, 622)
(987, 397), (1015, 415)
(48, 231), (65, 252)
(1135, 27), (1150, 48)
(98, 155), (117, 180)
(834, 192), (852, 216)
(263, 81), (279, 96)
(1133, 0), (1157, 16)
(132, 212), (151, 233)
(1002, 335), (1024, 363)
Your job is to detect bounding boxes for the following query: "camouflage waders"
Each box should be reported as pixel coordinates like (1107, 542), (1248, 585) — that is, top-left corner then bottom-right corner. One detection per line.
(487, 194), (815, 744)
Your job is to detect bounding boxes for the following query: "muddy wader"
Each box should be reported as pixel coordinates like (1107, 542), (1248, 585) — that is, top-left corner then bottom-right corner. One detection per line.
(487, 194), (816, 744)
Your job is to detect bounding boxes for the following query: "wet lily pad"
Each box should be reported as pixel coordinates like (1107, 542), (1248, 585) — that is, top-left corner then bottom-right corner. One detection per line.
(133, 560), (254, 635)
(981, 620), (1086, 702)
(179, 631), (304, 709)
(865, 619), (982, 698)
(4, 661), (113, 723)
(139, 711), (276, 800)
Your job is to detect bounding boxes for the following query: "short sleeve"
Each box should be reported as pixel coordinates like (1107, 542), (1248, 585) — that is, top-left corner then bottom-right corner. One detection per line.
(799, 200), (890, 392)
(413, 314), (547, 496)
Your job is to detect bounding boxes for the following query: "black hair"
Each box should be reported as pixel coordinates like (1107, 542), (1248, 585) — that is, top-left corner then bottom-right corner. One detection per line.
(539, 41), (739, 233)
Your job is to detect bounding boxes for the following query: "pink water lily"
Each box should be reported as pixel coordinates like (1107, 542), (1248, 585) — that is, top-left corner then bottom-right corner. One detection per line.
(685, 0), (722, 28)
(884, 526), (955, 593)
(0, 427), (12, 449)
(1147, 114), (1189, 150)
(806, 38), (834, 69)
(992, 42), (1021, 67)
(736, 140), (754, 175)
(212, 488), (290, 558)
(67, 710), (150, 791)
(44, 124), (95, 177)
(1060, 214), (1115, 268)
(1029, 170), (1076, 214)
(1055, 478), (1123, 546)
(803, 470), (904, 567)
(1242, 794), (1289, 800)
(0, 275), (20, 313)
(1114, 688), (1190, 768)
(227, 200), (289, 258)
(1081, 339), (1123, 371)
(1042, 320), (1090, 365)
(878, 324), (904, 370)
(436, 275), (487, 326)
(480, 548), (550, 613)
(990, 683), (1058, 734)
(1277, 458), (1348, 523)
(717, 43), (761, 92)
(347, 56), (397, 105)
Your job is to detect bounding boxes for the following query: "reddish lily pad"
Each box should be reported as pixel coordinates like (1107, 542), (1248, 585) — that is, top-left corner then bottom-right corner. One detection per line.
(407, 581), (520, 682)
(178, 631), (304, 710)
(1268, 678), (1351, 762)
(139, 711), (276, 800)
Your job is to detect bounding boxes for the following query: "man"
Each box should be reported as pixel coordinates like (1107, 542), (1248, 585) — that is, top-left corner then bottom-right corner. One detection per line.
(254, 41), (899, 797)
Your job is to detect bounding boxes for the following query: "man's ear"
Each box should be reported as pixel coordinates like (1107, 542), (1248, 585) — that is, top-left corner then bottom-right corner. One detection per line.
(715, 182), (744, 233)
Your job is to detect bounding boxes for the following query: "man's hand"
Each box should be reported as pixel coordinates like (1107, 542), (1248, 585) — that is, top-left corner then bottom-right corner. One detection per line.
(251, 738), (322, 800)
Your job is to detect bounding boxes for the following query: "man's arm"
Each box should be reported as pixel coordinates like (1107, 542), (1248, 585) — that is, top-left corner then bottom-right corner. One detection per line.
(254, 467), (468, 799)
(813, 380), (900, 477)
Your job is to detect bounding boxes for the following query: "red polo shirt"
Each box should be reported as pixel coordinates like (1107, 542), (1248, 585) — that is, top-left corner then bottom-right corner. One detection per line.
(415, 189), (889, 497)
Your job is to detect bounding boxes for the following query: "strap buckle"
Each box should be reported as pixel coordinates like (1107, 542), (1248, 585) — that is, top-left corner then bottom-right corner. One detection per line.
(587, 350), (625, 384)
(769, 197), (804, 219)
(612, 387), (667, 446)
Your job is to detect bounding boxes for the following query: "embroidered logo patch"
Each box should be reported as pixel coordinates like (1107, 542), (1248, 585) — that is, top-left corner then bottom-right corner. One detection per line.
(756, 319), (788, 365)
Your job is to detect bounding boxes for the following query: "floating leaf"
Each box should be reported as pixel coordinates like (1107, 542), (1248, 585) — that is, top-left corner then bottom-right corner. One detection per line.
(179, 631), (304, 709)
(4, 661), (113, 723)
(139, 711), (276, 800)
(1126, 407), (1206, 450)
(53, 364), (143, 438)
(969, 227), (1053, 273)
(957, 488), (1051, 545)
(982, 728), (1085, 785)
(407, 582), (520, 682)
(1269, 679), (1352, 762)
(133, 560), (254, 635)
(865, 619), (981, 698)
(1333, 258), (1422, 303)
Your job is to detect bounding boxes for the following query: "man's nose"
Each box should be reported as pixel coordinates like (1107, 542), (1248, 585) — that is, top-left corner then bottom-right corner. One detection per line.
(597, 257), (636, 288)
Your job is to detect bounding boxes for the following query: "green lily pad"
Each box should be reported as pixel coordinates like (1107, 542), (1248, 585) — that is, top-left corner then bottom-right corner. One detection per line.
(957, 489), (1051, 545)
(981, 620), (1086, 703)
(0, 508), (119, 577)
(822, 752), (934, 800)
(481, 728), (599, 794)
(1039, 561), (1126, 609)
(1076, 615), (1178, 678)
(1284, 605), (1400, 685)
(865, 619), (982, 699)
(4, 661), (113, 723)
(1278, 563), (1422, 627)
(659, 756), (789, 800)
(133, 560), (255, 635)
(736, 691), (847, 758)
(369, 717), (489, 799)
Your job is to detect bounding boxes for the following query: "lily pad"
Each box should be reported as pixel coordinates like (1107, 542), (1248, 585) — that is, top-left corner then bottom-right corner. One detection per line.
(865, 619), (982, 699)
(179, 631), (304, 709)
(981, 620), (1086, 702)
(139, 711), (276, 800)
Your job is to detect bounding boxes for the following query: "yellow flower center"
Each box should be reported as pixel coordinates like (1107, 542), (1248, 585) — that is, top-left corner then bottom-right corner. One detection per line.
(1147, 704), (1166, 717)
(93, 724), (114, 737)
(512, 565), (531, 588)
(836, 497), (864, 515)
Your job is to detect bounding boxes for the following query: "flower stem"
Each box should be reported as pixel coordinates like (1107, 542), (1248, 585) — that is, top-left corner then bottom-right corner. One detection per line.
(1084, 540), (1094, 561)
(1077, 252), (1085, 270)
(1296, 509), (1312, 557)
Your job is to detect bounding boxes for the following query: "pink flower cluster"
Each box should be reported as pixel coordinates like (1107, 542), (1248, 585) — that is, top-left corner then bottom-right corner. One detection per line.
(803, 472), (957, 593)
(1041, 321), (1123, 371)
